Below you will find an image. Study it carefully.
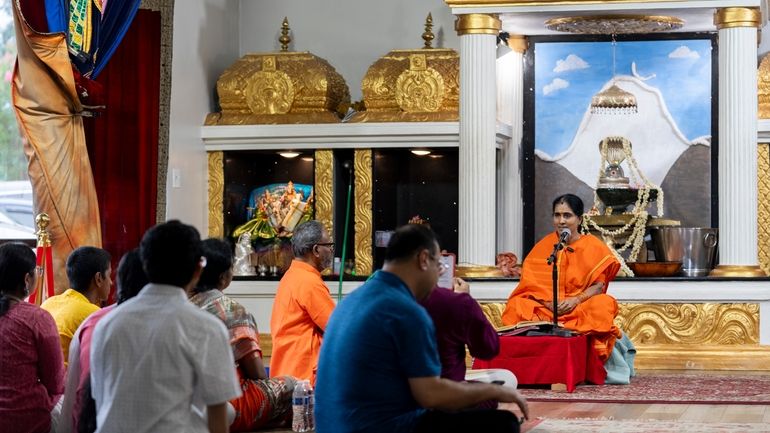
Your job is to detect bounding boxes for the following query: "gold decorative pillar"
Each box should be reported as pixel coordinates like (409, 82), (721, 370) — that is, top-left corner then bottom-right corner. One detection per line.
(759, 144), (770, 275)
(207, 151), (224, 238)
(314, 150), (334, 239)
(710, 7), (765, 276)
(353, 149), (373, 275)
(455, 14), (502, 274)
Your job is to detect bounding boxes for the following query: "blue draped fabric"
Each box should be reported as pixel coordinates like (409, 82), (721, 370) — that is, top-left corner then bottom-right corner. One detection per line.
(37, 0), (142, 78)
(44, 0), (67, 33)
(92, 0), (142, 78)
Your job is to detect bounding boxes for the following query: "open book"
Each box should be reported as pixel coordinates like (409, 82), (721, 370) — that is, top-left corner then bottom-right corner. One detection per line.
(496, 320), (562, 337)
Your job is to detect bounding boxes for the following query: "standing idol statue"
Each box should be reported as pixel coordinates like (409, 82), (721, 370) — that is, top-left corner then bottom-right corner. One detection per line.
(233, 232), (256, 276)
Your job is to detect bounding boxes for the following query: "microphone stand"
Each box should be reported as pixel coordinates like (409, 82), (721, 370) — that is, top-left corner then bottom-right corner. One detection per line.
(545, 237), (575, 337)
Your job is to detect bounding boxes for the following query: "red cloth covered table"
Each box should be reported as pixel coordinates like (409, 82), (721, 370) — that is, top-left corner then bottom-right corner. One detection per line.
(473, 334), (606, 392)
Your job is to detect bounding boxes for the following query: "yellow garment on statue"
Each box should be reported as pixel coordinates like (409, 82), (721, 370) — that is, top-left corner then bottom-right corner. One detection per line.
(11, 2), (103, 293)
(41, 289), (100, 367)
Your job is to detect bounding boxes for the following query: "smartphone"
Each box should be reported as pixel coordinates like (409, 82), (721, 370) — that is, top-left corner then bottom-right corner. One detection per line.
(436, 252), (456, 289)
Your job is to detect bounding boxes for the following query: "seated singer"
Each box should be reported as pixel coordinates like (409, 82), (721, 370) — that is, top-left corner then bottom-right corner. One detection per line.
(501, 194), (621, 361)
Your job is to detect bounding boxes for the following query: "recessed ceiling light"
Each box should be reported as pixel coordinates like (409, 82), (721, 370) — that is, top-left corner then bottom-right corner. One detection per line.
(411, 149), (431, 156)
(278, 151), (300, 159)
(301, 156), (314, 162)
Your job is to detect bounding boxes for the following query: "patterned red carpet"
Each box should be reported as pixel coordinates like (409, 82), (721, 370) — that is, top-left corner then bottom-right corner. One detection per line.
(520, 374), (770, 404)
(525, 418), (770, 432)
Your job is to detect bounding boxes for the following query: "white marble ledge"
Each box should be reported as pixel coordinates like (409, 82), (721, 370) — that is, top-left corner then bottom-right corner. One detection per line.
(227, 278), (770, 303)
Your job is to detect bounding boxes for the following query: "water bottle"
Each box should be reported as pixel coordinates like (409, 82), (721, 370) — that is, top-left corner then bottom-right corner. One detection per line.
(292, 380), (314, 432)
(305, 381), (315, 431)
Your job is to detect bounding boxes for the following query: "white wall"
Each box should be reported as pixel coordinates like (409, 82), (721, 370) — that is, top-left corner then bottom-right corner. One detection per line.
(166, 0), (240, 232)
(238, 0), (460, 101)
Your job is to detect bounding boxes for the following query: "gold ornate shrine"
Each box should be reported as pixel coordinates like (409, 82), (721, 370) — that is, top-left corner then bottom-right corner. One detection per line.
(205, 19), (350, 125)
(349, 15), (459, 123)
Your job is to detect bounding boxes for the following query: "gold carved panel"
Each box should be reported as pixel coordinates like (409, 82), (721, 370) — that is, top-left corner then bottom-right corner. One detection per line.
(314, 150), (334, 239)
(758, 54), (770, 118)
(354, 149), (373, 275)
(616, 303), (759, 345)
(206, 52), (350, 125)
(207, 151), (224, 238)
(759, 144), (770, 275)
(350, 48), (458, 123)
(395, 54), (445, 113)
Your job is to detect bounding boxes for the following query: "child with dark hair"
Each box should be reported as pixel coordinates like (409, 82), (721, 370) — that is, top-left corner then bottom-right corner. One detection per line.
(0, 243), (64, 433)
(60, 249), (150, 433)
(190, 238), (296, 431)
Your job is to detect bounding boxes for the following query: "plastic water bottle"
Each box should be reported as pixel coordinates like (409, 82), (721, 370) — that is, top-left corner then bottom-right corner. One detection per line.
(292, 380), (314, 432)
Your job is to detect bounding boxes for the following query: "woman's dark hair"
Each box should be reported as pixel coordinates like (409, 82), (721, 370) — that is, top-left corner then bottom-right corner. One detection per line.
(384, 224), (439, 263)
(0, 243), (36, 318)
(552, 194), (584, 218)
(117, 249), (149, 304)
(193, 238), (234, 295)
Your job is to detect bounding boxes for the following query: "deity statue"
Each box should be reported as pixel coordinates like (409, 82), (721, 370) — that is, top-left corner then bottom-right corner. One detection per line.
(233, 182), (314, 241)
(233, 232), (256, 276)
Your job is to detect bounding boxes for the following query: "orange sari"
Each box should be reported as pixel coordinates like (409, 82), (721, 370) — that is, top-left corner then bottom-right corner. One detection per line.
(502, 232), (621, 361)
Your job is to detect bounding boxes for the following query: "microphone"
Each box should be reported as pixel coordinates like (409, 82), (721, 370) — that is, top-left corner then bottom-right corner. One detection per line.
(558, 228), (571, 244)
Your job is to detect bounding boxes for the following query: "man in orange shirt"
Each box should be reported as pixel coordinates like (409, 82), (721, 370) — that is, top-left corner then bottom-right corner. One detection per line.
(270, 220), (335, 384)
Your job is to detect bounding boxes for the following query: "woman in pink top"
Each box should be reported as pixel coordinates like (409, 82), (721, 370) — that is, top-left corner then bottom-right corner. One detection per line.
(0, 243), (65, 433)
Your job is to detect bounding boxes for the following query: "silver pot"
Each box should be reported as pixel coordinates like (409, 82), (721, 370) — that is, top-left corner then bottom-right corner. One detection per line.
(650, 227), (718, 277)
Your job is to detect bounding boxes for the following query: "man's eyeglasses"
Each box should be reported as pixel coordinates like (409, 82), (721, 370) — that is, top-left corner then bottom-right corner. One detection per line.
(315, 242), (335, 251)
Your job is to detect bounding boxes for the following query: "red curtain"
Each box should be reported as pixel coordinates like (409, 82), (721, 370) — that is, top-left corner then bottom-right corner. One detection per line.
(84, 9), (161, 290)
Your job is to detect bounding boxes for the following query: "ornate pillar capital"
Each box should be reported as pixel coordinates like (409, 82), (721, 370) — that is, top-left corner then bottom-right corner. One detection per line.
(455, 13), (501, 36)
(714, 7), (761, 30)
(507, 35), (528, 54)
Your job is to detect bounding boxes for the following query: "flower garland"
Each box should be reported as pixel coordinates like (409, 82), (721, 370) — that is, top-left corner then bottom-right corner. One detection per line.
(583, 137), (665, 277)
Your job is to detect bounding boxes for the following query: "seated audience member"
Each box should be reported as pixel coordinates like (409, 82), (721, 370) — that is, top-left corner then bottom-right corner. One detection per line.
(60, 249), (149, 433)
(0, 243), (64, 433)
(502, 194), (621, 361)
(316, 224), (529, 433)
(421, 277), (517, 389)
(90, 221), (241, 433)
(41, 246), (112, 366)
(270, 220), (335, 384)
(191, 238), (295, 432)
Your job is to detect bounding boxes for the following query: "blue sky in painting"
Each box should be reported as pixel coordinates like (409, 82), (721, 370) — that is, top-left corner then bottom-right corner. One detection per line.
(535, 39), (712, 156)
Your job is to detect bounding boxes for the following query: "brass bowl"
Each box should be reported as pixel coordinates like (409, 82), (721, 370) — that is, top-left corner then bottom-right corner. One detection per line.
(627, 261), (682, 277)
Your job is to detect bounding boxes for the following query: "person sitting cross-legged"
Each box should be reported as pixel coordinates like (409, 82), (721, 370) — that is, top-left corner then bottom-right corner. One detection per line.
(270, 220), (335, 385)
(59, 249), (149, 433)
(421, 277), (517, 394)
(191, 238), (296, 432)
(315, 224), (529, 433)
(0, 243), (64, 433)
(41, 246), (112, 367)
(90, 221), (241, 433)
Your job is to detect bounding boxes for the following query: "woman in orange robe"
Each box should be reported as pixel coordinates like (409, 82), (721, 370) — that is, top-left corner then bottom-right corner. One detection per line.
(502, 194), (621, 361)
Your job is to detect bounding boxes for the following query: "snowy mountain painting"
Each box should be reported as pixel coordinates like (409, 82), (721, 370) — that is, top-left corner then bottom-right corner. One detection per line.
(532, 38), (713, 240)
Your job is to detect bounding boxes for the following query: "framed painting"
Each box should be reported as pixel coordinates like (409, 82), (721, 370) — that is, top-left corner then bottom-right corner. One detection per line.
(521, 34), (717, 253)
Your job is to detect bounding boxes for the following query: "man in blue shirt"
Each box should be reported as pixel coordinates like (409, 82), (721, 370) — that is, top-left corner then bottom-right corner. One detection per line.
(316, 224), (529, 433)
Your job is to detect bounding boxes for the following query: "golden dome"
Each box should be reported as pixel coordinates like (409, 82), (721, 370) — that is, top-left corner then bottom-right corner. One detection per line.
(349, 14), (459, 122)
(205, 18), (350, 125)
